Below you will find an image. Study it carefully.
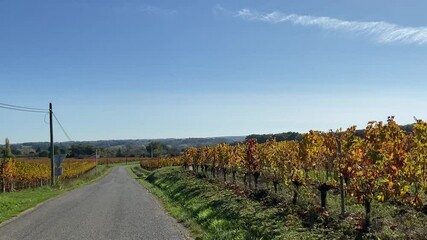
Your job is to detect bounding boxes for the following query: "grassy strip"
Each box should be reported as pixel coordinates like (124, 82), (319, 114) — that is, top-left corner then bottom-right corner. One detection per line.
(0, 164), (112, 223)
(129, 166), (323, 239)
(130, 166), (427, 240)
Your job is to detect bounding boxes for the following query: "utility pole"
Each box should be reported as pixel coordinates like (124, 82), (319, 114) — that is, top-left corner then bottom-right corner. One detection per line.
(49, 102), (55, 185)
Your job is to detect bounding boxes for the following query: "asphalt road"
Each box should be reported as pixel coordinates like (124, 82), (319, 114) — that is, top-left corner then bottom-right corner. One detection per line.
(0, 166), (188, 240)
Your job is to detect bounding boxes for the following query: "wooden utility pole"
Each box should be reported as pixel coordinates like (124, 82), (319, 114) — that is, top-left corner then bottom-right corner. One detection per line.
(49, 103), (55, 185)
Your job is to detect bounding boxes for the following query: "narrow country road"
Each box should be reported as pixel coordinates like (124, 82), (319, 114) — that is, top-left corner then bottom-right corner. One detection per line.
(0, 167), (188, 240)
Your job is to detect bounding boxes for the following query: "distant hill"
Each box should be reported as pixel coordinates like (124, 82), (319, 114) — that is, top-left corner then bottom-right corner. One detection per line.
(11, 136), (246, 156)
(7, 123), (415, 156)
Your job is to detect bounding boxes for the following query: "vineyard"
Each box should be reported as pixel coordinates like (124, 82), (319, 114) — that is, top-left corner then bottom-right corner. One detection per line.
(97, 157), (144, 165)
(141, 117), (427, 231)
(0, 153), (148, 192)
(1, 158), (97, 191)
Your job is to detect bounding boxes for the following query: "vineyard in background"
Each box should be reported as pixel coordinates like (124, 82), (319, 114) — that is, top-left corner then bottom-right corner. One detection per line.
(97, 157), (144, 165)
(1, 150), (143, 192)
(2, 158), (96, 191)
(141, 117), (427, 230)
(0, 149), (149, 192)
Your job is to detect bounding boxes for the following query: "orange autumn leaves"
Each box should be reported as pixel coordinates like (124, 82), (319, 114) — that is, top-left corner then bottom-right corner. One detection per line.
(145, 117), (427, 209)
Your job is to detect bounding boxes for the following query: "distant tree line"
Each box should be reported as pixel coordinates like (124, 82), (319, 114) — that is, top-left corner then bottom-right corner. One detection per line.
(246, 124), (414, 144)
(144, 142), (180, 157)
(246, 132), (303, 144)
(5, 125), (414, 158)
(6, 142), (182, 159)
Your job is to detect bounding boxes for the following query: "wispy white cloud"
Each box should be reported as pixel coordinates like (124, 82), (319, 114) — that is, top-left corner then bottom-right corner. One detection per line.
(235, 8), (427, 45)
(212, 4), (231, 16)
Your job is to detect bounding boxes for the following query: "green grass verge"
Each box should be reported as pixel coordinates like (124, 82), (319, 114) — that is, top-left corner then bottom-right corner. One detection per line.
(129, 166), (427, 240)
(129, 166), (321, 239)
(0, 164), (112, 224)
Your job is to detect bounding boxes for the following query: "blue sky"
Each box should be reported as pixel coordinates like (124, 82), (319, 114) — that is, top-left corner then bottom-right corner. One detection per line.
(1, 1), (427, 143)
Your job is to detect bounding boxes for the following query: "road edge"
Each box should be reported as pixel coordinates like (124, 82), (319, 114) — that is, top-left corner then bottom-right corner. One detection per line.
(126, 165), (194, 240)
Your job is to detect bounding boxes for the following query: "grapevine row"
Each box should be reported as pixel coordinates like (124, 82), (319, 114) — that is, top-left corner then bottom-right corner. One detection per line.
(140, 117), (427, 229)
(1, 157), (96, 191)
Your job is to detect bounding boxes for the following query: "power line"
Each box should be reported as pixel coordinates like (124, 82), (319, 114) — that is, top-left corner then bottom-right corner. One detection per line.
(0, 102), (48, 111)
(44, 113), (49, 124)
(52, 112), (73, 142)
(0, 105), (48, 113)
(0, 101), (73, 142)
